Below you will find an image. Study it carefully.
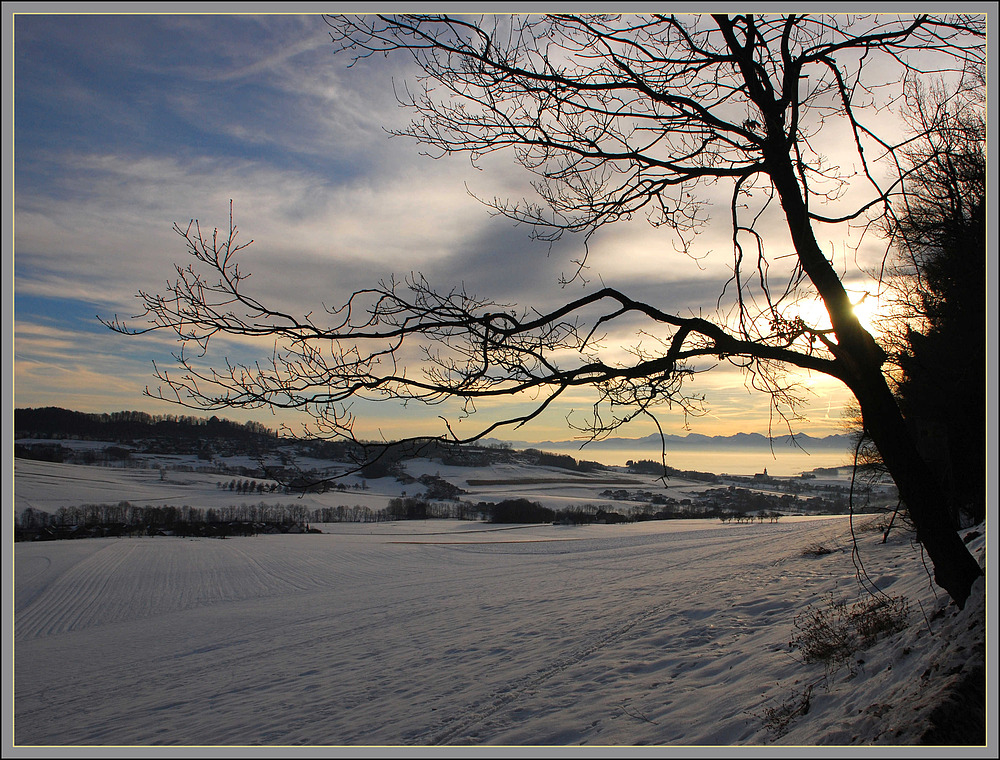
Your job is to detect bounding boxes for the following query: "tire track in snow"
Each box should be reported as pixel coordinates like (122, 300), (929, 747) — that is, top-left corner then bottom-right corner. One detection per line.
(15, 538), (313, 640)
(13, 556), (51, 610)
(15, 541), (141, 639)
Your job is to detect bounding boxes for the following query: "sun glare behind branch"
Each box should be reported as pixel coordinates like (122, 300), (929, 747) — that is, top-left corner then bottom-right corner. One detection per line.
(786, 290), (886, 337)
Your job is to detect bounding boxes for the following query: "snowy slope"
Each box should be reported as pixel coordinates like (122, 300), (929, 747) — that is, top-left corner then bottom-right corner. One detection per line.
(12, 514), (989, 749)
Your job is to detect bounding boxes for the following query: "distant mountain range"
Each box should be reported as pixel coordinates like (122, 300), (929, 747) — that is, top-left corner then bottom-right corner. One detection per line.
(493, 431), (851, 452)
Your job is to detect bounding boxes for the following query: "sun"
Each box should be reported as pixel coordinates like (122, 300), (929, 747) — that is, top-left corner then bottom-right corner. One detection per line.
(783, 289), (886, 336)
(847, 291), (888, 335)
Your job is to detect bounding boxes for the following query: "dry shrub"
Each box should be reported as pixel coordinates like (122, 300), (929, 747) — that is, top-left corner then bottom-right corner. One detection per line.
(790, 594), (910, 673)
(850, 595), (911, 647)
(801, 543), (835, 557)
(757, 685), (813, 740)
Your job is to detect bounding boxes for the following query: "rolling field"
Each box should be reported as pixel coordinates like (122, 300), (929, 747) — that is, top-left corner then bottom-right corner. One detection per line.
(13, 513), (987, 747)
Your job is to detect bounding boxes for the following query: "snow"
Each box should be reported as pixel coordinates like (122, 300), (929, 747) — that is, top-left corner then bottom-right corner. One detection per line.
(8, 459), (994, 754)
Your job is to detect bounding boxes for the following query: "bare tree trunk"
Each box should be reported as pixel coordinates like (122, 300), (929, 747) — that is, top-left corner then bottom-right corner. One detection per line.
(767, 155), (983, 608)
(852, 372), (983, 608)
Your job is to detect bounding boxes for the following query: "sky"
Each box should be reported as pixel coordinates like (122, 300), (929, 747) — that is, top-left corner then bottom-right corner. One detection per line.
(7, 8), (992, 445)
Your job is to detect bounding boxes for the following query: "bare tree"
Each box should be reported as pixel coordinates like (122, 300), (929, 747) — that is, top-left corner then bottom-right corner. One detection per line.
(105, 14), (985, 607)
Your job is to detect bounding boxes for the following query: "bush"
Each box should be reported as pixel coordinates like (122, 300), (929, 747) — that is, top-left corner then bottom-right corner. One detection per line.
(801, 543), (835, 557)
(386, 497), (430, 520)
(490, 498), (555, 524)
(790, 593), (910, 673)
(756, 685), (814, 740)
(790, 598), (857, 668)
(850, 595), (911, 647)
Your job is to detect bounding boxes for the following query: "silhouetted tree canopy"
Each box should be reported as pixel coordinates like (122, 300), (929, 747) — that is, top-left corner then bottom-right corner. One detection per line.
(886, 78), (985, 527)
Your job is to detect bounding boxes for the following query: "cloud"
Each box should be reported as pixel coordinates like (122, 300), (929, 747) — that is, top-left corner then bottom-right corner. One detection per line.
(13, 12), (892, 442)
(192, 32), (332, 84)
(15, 147), (486, 305)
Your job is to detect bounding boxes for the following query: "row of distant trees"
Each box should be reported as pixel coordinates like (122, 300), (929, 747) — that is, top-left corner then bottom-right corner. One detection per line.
(17, 490), (808, 541)
(18, 501), (314, 531)
(15, 407), (277, 443)
(15, 501), (382, 541)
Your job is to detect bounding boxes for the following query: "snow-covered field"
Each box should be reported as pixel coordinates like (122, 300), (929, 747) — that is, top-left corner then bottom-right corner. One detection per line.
(13, 455), (730, 517)
(9, 460), (992, 752)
